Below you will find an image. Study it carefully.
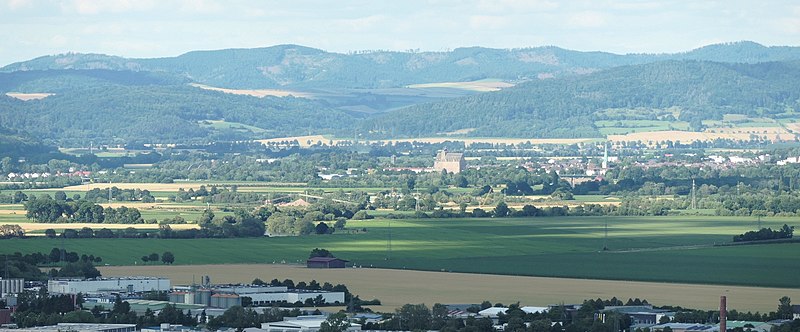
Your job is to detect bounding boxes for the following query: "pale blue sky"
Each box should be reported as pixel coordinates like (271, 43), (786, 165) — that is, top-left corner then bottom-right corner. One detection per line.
(1, 0), (799, 66)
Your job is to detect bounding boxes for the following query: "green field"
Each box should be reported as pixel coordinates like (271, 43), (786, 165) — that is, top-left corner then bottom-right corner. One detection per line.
(2, 216), (798, 288)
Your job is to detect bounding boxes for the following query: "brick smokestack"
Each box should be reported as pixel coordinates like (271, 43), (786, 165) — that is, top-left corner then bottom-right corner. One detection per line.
(720, 296), (727, 332)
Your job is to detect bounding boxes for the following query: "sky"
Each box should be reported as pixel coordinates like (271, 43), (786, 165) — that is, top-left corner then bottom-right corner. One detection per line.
(1, 0), (799, 66)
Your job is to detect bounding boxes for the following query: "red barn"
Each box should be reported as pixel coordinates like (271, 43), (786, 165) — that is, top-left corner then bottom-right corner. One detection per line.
(306, 257), (348, 268)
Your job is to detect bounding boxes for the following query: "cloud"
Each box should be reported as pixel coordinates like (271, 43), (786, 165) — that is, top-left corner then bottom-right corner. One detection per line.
(62, 0), (156, 15)
(608, 1), (665, 11)
(6, 0), (33, 10)
(469, 15), (510, 30)
(336, 15), (387, 31)
(566, 11), (607, 28)
(179, 0), (223, 14)
(476, 0), (559, 12)
(49, 34), (69, 48)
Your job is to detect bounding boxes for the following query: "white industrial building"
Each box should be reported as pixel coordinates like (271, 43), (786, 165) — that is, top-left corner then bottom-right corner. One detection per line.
(260, 315), (361, 332)
(48, 277), (170, 295)
(0, 278), (24, 296)
(169, 285), (345, 308)
(248, 290), (345, 306)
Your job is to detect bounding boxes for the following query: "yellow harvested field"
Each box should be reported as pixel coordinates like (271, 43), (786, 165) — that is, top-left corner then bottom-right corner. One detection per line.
(95, 202), (201, 209)
(784, 123), (800, 132)
(190, 83), (313, 98)
(259, 136), (593, 148)
(608, 130), (796, 143)
(406, 80), (514, 92)
(5, 92), (54, 100)
(0, 222), (198, 233)
(59, 183), (217, 192)
(99, 264), (798, 313)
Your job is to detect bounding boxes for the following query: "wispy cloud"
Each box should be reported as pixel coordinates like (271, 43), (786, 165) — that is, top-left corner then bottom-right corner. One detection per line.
(566, 11), (607, 28)
(61, 0), (157, 15)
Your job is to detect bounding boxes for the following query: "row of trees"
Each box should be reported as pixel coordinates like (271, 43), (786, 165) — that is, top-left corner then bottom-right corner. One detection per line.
(140, 251), (175, 264)
(1, 248), (102, 280)
(24, 195), (143, 224)
(733, 224), (794, 242)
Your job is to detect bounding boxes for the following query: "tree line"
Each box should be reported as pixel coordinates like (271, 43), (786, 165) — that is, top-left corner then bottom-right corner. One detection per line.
(733, 224), (794, 242)
(24, 195), (144, 224)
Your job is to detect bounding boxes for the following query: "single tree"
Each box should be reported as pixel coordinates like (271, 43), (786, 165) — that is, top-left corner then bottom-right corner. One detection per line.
(162, 251), (175, 264)
(320, 312), (350, 332)
(44, 228), (57, 238)
(494, 201), (510, 217)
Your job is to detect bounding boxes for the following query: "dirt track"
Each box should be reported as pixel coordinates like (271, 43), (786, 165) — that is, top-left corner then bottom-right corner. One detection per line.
(99, 264), (797, 313)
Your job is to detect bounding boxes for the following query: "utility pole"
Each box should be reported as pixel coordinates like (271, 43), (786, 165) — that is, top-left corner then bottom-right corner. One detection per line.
(691, 178), (697, 210)
(603, 219), (609, 251)
(386, 219), (392, 260)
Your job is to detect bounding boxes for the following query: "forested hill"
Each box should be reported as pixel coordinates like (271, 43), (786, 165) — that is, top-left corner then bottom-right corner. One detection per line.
(0, 70), (358, 146)
(0, 125), (65, 162)
(363, 60), (800, 138)
(3, 41), (800, 90)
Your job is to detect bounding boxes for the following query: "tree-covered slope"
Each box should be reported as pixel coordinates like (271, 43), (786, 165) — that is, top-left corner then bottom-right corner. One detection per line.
(0, 125), (65, 162)
(0, 70), (357, 146)
(4, 42), (799, 90)
(363, 60), (800, 138)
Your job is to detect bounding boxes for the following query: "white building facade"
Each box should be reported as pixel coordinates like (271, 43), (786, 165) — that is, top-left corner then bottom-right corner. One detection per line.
(48, 277), (170, 295)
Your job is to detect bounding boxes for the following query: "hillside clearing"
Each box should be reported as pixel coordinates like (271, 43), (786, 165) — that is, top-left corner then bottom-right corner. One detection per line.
(406, 80), (514, 92)
(5, 92), (54, 100)
(190, 83), (314, 98)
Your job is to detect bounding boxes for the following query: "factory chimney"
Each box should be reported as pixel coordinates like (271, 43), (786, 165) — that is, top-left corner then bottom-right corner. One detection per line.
(720, 296), (727, 332)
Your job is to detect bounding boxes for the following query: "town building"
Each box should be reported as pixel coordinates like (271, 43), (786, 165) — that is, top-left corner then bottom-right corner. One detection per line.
(433, 149), (466, 174)
(48, 277), (171, 295)
(0, 308), (10, 325)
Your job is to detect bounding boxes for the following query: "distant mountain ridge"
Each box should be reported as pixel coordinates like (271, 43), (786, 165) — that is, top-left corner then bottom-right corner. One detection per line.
(2, 41), (800, 147)
(3, 41), (800, 90)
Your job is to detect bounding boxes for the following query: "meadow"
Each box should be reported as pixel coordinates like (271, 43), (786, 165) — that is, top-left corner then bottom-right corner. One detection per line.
(3, 216), (799, 289)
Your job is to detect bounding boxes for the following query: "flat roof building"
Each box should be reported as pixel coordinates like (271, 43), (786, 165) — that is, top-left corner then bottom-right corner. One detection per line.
(261, 315), (361, 332)
(48, 277), (170, 295)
